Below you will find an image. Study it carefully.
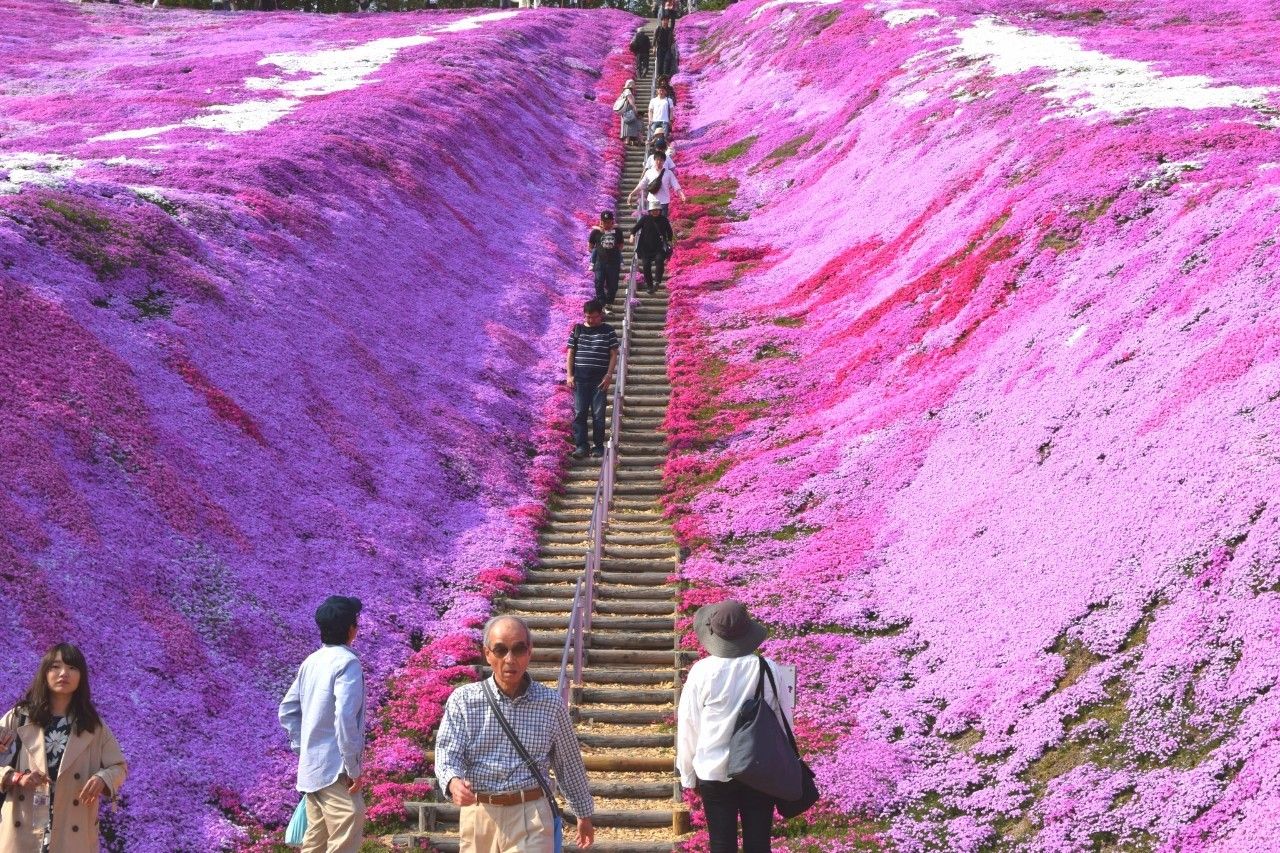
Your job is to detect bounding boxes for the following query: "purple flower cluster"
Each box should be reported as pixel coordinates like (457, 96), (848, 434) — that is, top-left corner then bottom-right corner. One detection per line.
(0, 2), (634, 848)
(666, 0), (1280, 849)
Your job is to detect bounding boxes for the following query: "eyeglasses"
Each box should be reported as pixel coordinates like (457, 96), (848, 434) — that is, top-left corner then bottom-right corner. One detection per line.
(486, 642), (531, 659)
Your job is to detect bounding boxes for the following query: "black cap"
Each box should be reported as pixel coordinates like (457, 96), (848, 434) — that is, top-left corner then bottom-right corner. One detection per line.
(315, 595), (362, 637)
(601, 210), (614, 220)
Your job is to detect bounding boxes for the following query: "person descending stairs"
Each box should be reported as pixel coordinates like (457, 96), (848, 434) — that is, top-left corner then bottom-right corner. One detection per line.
(399, 19), (691, 852)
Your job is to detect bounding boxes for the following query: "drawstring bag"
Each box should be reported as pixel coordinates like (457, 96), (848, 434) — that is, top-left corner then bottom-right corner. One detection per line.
(285, 797), (308, 846)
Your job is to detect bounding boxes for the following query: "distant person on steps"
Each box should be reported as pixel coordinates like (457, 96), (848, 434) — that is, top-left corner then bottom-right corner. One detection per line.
(564, 301), (619, 459)
(589, 210), (625, 312)
(630, 206), (675, 295)
(629, 148), (685, 217)
(654, 18), (676, 78)
(629, 27), (651, 79)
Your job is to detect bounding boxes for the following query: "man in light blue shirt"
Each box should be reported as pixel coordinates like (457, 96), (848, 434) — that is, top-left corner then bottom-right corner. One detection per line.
(280, 595), (366, 853)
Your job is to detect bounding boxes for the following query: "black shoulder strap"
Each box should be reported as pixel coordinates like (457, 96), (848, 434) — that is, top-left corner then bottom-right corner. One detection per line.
(758, 657), (800, 756)
(479, 680), (563, 819)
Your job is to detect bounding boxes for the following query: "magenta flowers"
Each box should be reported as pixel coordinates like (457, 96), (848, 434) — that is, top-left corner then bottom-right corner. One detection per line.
(666, 0), (1280, 849)
(0, 1), (634, 848)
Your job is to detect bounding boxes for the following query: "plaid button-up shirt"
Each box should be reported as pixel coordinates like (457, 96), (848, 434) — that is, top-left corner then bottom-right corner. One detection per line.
(435, 676), (594, 818)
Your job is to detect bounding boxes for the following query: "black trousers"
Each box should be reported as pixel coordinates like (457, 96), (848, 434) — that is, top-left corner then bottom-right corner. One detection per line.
(698, 778), (774, 852)
(638, 251), (666, 292)
(594, 263), (621, 306)
(635, 53), (650, 78)
(656, 48), (675, 78)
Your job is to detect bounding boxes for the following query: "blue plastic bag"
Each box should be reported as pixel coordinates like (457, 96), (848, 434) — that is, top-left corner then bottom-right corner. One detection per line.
(553, 813), (563, 853)
(285, 797), (308, 846)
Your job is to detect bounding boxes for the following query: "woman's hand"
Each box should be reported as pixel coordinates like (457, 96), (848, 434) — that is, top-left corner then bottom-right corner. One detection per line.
(78, 775), (107, 805)
(0, 730), (14, 753)
(13, 770), (48, 791)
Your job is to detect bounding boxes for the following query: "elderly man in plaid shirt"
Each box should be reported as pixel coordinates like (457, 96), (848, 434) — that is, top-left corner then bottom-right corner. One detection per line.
(436, 615), (595, 851)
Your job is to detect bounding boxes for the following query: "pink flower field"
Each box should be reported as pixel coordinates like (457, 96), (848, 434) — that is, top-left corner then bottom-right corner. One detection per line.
(0, 1), (634, 848)
(666, 1), (1280, 849)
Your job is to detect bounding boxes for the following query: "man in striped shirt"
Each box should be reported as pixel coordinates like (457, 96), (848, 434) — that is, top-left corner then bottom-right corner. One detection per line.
(565, 300), (620, 460)
(436, 616), (596, 850)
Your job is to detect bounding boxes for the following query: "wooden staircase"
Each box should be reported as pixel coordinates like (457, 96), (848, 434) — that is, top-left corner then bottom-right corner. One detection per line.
(399, 22), (690, 852)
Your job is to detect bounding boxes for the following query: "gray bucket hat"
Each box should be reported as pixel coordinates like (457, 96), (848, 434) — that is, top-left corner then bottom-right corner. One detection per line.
(694, 599), (767, 658)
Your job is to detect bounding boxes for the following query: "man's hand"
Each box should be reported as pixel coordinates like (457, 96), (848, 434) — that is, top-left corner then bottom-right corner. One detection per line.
(78, 775), (107, 805)
(576, 817), (595, 848)
(448, 778), (477, 806)
(566, 376), (575, 388)
(348, 775), (364, 795)
(598, 376), (612, 390)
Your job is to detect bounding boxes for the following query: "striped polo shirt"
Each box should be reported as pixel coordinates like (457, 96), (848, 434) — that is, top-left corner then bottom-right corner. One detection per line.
(568, 322), (619, 380)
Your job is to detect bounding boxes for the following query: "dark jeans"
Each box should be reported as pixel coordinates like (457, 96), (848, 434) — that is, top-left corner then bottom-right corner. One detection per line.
(639, 250), (666, 292)
(572, 378), (607, 451)
(594, 263), (621, 306)
(698, 778), (774, 852)
(656, 49), (674, 78)
(635, 54), (650, 78)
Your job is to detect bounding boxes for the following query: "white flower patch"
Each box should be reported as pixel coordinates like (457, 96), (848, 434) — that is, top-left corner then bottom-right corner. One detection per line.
(434, 10), (518, 33)
(246, 34), (437, 97)
(884, 8), (938, 27)
(1065, 324), (1088, 347)
(0, 152), (85, 194)
(1140, 159), (1203, 190)
(953, 18), (1275, 117)
(91, 13), (524, 144)
(749, 0), (843, 23)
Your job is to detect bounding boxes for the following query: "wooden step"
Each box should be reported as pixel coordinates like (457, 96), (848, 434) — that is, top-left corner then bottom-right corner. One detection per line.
(578, 732), (674, 749)
(581, 688), (674, 705)
(528, 667), (673, 686)
(576, 707), (673, 725)
(403, 804), (672, 829)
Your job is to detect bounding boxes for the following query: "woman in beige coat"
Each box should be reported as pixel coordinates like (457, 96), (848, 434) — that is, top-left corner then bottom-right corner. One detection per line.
(0, 643), (126, 853)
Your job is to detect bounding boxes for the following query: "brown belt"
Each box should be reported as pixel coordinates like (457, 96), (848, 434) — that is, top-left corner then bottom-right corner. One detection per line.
(474, 787), (544, 806)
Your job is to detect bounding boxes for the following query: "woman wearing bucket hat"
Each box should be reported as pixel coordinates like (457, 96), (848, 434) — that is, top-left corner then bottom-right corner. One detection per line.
(677, 600), (794, 852)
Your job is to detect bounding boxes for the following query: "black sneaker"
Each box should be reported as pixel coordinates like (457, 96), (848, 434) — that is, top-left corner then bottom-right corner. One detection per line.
(571, 447), (588, 459)
(591, 447), (605, 459)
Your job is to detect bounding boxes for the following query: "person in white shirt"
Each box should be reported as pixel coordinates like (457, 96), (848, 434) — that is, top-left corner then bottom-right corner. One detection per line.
(648, 84), (675, 136)
(644, 132), (675, 173)
(280, 596), (367, 853)
(627, 150), (686, 217)
(677, 600), (795, 853)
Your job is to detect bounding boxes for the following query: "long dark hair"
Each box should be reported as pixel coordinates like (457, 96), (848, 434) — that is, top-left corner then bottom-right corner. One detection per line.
(19, 643), (101, 735)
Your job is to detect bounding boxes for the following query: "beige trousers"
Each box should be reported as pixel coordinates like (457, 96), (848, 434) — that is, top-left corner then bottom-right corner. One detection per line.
(301, 778), (365, 853)
(460, 797), (555, 853)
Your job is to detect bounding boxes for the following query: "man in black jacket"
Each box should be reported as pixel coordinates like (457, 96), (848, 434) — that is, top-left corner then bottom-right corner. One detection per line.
(654, 18), (676, 78)
(631, 206), (674, 295)
(629, 28), (651, 79)
(589, 211), (625, 312)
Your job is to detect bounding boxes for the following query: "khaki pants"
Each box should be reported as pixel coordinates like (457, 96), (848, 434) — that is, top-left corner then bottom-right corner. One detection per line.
(302, 778), (365, 853)
(460, 798), (555, 853)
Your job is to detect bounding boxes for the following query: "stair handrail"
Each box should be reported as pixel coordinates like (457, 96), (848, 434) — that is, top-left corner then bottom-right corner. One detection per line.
(557, 53), (660, 707)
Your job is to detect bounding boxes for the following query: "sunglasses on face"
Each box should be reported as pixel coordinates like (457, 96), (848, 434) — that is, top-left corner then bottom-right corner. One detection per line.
(486, 642), (531, 659)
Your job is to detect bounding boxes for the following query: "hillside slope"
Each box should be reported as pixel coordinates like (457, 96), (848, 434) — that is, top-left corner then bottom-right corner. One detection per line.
(0, 2), (632, 848)
(666, 2), (1280, 849)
